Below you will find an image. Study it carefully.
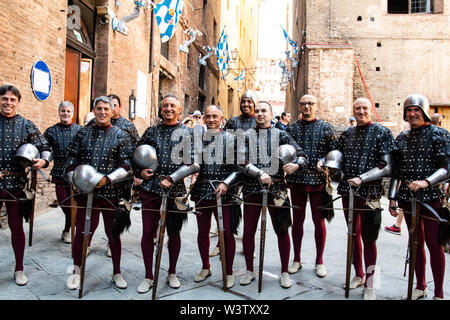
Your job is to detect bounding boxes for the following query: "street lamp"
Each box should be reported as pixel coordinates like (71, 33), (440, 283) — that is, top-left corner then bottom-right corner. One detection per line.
(129, 90), (136, 120)
(231, 48), (238, 61)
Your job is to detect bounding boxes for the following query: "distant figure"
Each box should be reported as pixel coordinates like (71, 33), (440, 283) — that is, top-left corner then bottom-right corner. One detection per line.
(83, 112), (95, 126)
(275, 111), (291, 130)
(430, 113), (443, 127)
(349, 116), (356, 127)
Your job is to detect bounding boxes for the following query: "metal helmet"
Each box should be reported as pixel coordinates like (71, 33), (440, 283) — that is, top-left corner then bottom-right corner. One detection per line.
(403, 93), (431, 122)
(14, 143), (40, 167)
(324, 150), (343, 171)
(72, 165), (105, 194)
(240, 89), (258, 113)
(132, 144), (158, 171)
(275, 144), (297, 165)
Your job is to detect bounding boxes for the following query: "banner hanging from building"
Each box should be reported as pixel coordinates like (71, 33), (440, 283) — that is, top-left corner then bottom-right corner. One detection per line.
(280, 25), (298, 54)
(234, 69), (246, 81)
(154, 0), (185, 43)
(215, 27), (230, 75)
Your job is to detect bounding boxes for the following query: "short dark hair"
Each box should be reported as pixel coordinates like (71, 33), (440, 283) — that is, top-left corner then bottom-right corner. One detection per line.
(0, 85), (21, 102)
(107, 94), (121, 106)
(281, 111), (290, 119)
(256, 100), (272, 112)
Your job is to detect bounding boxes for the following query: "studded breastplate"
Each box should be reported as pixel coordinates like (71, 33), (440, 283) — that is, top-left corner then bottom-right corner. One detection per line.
(44, 123), (82, 179)
(88, 117), (140, 144)
(137, 123), (193, 197)
(286, 119), (337, 186)
(191, 131), (238, 201)
(395, 125), (449, 202)
(66, 125), (132, 198)
(337, 123), (396, 199)
(0, 114), (50, 190)
(242, 127), (305, 195)
(225, 115), (256, 132)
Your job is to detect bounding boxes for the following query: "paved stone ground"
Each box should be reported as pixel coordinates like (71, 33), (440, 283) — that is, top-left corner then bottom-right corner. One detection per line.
(0, 186), (449, 303)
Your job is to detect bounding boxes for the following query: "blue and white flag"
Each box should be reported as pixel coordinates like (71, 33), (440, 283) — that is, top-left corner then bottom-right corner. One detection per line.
(280, 25), (298, 54)
(234, 69), (246, 81)
(154, 0), (185, 43)
(215, 28), (230, 74)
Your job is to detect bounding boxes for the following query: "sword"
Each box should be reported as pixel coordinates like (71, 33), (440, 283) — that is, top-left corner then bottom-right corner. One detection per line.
(406, 198), (419, 300)
(28, 169), (37, 247)
(344, 187), (355, 298)
(70, 188), (77, 258)
(78, 192), (93, 298)
(152, 188), (170, 300)
(216, 191), (228, 292)
(258, 188), (269, 293)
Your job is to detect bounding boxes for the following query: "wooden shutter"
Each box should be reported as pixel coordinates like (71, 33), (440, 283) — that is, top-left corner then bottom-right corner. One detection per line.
(432, 0), (444, 13)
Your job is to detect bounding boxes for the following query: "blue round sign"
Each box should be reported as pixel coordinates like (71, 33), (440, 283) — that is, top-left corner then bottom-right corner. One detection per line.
(31, 60), (52, 101)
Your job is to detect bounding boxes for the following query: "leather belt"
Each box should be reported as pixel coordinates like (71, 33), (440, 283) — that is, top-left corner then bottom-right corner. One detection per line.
(0, 171), (27, 177)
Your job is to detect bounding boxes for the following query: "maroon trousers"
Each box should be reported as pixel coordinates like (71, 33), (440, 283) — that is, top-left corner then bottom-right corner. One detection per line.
(196, 199), (236, 275)
(242, 194), (290, 273)
(0, 189), (26, 272)
(53, 179), (72, 233)
(399, 200), (445, 298)
(139, 190), (182, 279)
(290, 185), (327, 265)
(72, 195), (122, 275)
(342, 196), (377, 287)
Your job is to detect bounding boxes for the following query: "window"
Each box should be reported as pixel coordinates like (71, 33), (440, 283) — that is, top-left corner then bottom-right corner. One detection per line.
(387, 0), (443, 14)
(161, 41), (169, 60)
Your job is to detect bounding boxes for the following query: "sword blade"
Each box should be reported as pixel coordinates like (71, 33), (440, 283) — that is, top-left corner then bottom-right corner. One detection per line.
(79, 192), (93, 298)
(345, 188), (355, 298)
(217, 196), (227, 291)
(407, 200), (419, 300)
(152, 193), (168, 300)
(258, 189), (268, 293)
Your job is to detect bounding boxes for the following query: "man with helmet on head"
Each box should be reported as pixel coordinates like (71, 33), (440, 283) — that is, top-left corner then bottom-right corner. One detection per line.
(132, 93), (198, 293)
(320, 97), (396, 300)
(224, 89), (257, 132)
(286, 94), (338, 278)
(388, 94), (449, 300)
(0, 84), (51, 286)
(64, 96), (134, 291)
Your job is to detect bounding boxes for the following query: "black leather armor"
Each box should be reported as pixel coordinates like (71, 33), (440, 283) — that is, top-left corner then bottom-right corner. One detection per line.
(224, 115), (256, 132)
(0, 114), (50, 190)
(286, 119), (338, 186)
(392, 124), (449, 202)
(135, 123), (193, 197)
(87, 117), (140, 144)
(241, 127), (307, 195)
(190, 130), (239, 201)
(65, 125), (133, 198)
(336, 123), (396, 199)
(44, 123), (82, 179)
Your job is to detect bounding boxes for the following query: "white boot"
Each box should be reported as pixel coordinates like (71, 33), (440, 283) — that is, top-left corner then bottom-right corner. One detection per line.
(194, 268), (212, 282)
(66, 274), (80, 290)
(14, 271), (28, 286)
(239, 270), (256, 286)
(167, 273), (181, 288)
(288, 261), (302, 274)
(61, 231), (71, 244)
(315, 264), (327, 278)
(112, 274), (127, 289)
(137, 278), (153, 294)
(280, 272), (292, 288)
(226, 275), (235, 289)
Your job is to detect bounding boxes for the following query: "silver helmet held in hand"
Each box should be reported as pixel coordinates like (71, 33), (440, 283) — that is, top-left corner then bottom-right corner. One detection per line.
(14, 143), (40, 167)
(72, 165), (105, 194)
(403, 93), (431, 122)
(275, 144), (297, 165)
(132, 144), (158, 171)
(324, 150), (343, 171)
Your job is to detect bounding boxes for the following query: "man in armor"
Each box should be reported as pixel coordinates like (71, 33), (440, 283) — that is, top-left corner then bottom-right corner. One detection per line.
(0, 85), (51, 286)
(44, 101), (82, 244)
(190, 105), (241, 289)
(388, 94), (449, 300)
(133, 93), (197, 293)
(323, 97), (396, 300)
(224, 89), (257, 132)
(65, 96), (133, 291)
(286, 94), (338, 278)
(239, 101), (308, 288)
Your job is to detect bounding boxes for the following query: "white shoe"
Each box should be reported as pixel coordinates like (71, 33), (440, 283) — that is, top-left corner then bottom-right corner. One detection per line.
(315, 264), (327, 278)
(61, 231), (71, 244)
(14, 271), (28, 286)
(349, 276), (365, 289)
(239, 270), (256, 286)
(280, 272), (292, 288)
(226, 275), (235, 289)
(433, 296), (444, 300)
(363, 287), (376, 300)
(66, 274), (80, 290)
(106, 244), (112, 257)
(209, 247), (220, 257)
(167, 273), (181, 289)
(288, 262), (302, 274)
(112, 274), (127, 289)
(411, 287), (428, 300)
(137, 278), (153, 294)
(194, 268), (212, 282)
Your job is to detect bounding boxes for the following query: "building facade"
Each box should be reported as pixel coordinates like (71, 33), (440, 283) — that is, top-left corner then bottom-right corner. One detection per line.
(286, 0), (449, 133)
